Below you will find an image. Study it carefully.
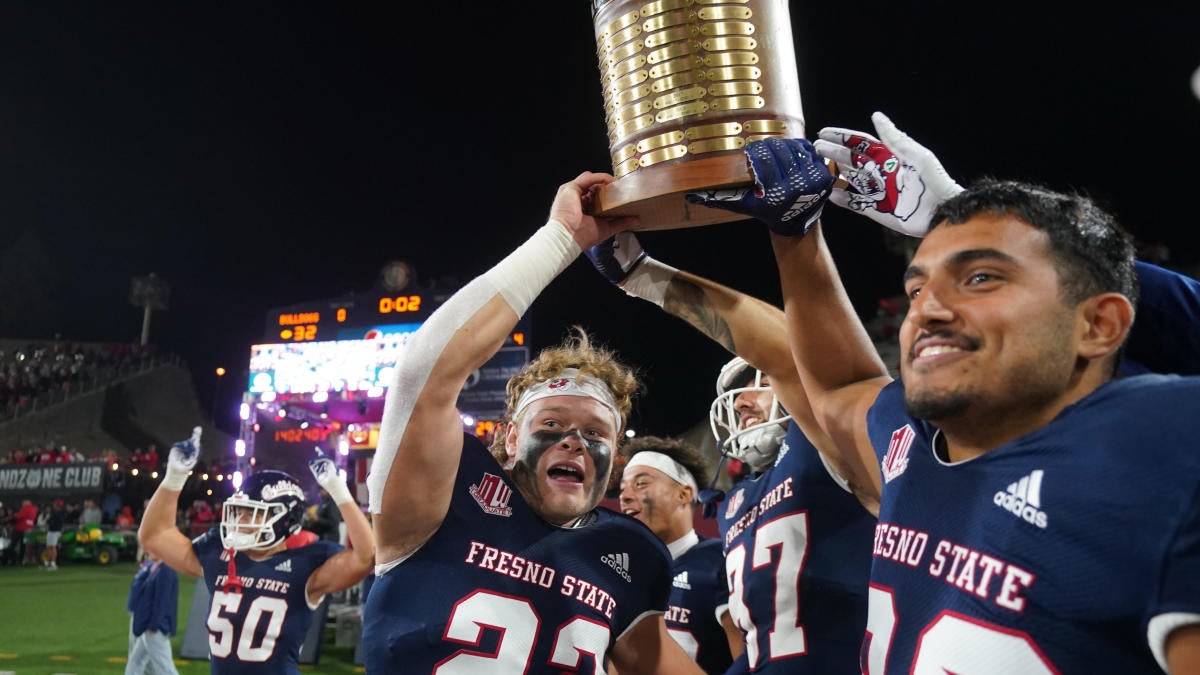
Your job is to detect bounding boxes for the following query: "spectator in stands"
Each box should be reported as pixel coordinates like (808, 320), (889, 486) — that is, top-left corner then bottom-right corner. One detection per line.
(80, 498), (103, 526)
(64, 499), (82, 528)
(185, 500), (215, 537)
(97, 448), (119, 467)
(143, 444), (159, 471)
(306, 488), (343, 544)
(116, 505), (136, 531)
(130, 448), (145, 472)
(102, 492), (122, 524)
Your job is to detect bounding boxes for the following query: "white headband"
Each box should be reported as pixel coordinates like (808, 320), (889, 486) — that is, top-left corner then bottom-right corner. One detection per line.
(513, 368), (622, 431)
(623, 451), (699, 499)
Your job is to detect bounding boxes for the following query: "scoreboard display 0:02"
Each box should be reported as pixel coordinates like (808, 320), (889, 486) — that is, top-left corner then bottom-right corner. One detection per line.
(270, 293), (431, 343)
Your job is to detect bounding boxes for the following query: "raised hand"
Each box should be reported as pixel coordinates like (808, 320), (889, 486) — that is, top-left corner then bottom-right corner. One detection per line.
(548, 171), (639, 250)
(686, 138), (834, 236)
(168, 426), (202, 474)
(162, 425), (201, 490)
(308, 447), (339, 489)
(813, 111), (963, 237)
(309, 447), (354, 504)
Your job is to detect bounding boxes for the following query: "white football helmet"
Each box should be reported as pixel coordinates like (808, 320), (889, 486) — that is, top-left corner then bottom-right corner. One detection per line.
(220, 470), (306, 551)
(709, 356), (791, 473)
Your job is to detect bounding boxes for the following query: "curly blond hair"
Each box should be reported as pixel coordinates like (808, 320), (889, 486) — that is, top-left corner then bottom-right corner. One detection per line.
(488, 326), (639, 463)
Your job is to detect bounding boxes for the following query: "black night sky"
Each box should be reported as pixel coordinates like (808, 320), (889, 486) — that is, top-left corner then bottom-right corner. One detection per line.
(1, 2), (1197, 439)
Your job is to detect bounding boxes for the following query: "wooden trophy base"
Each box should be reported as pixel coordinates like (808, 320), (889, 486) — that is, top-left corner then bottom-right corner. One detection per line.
(591, 154), (754, 231)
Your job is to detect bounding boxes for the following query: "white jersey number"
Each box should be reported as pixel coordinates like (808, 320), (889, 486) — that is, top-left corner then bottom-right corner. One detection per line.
(863, 586), (1057, 674)
(207, 591), (289, 662)
(435, 590), (611, 674)
(725, 512), (809, 668)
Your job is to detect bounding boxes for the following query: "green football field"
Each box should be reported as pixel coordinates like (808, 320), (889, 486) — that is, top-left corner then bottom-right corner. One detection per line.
(0, 561), (363, 674)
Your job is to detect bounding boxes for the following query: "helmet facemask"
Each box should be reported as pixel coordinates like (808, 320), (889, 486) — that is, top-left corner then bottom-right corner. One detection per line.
(221, 498), (290, 551)
(219, 471), (306, 552)
(710, 357), (791, 473)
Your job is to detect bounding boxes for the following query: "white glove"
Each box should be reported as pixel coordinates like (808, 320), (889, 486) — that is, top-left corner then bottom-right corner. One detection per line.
(161, 426), (201, 491)
(309, 448), (354, 505)
(814, 111), (964, 237)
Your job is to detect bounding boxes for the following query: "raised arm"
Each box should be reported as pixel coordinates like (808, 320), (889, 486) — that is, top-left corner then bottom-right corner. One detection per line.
(689, 138), (892, 503)
(306, 449), (374, 602)
(585, 231), (877, 509)
(814, 112), (1200, 379)
(138, 427), (203, 578)
(368, 171), (636, 565)
(1124, 261), (1200, 375)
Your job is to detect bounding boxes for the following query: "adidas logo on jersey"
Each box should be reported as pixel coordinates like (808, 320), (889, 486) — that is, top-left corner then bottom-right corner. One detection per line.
(600, 552), (632, 582)
(274, 558), (293, 572)
(672, 571), (691, 590)
(993, 470), (1048, 528)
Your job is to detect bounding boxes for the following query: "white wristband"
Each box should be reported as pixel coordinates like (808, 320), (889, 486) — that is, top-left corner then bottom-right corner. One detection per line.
(482, 220), (581, 316)
(325, 479), (355, 506)
(621, 256), (678, 307)
(161, 467), (189, 492)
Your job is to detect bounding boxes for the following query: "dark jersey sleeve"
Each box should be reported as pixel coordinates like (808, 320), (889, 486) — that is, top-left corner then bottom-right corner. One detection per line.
(1122, 261), (1200, 376)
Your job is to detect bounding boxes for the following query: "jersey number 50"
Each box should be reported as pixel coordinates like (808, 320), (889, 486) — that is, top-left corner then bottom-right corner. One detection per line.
(208, 591), (288, 662)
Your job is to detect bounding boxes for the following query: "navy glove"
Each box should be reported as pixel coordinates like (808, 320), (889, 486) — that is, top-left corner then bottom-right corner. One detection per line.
(686, 137), (834, 236)
(584, 231), (647, 286)
(585, 231), (678, 307)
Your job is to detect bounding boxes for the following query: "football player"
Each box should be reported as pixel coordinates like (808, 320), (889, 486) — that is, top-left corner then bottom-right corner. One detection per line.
(615, 435), (743, 673)
(362, 172), (704, 674)
(693, 125), (1200, 673)
(139, 429), (373, 674)
(587, 232), (875, 673)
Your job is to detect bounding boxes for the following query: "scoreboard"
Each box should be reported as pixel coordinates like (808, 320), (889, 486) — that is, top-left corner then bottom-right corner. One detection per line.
(255, 285), (531, 420)
(266, 290), (451, 343)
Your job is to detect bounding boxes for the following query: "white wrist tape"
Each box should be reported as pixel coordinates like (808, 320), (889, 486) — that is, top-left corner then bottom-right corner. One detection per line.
(621, 256), (678, 307)
(325, 479), (355, 506)
(482, 220), (581, 316)
(161, 467), (189, 492)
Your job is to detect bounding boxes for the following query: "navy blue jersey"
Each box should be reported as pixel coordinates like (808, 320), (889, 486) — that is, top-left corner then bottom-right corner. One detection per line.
(865, 375), (1200, 673)
(192, 529), (341, 675)
(667, 536), (732, 673)
(362, 434), (673, 674)
(1123, 261), (1200, 375)
(717, 422), (875, 673)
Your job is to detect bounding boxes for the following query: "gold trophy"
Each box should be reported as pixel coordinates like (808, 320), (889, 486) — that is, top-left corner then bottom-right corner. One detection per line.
(589, 0), (805, 230)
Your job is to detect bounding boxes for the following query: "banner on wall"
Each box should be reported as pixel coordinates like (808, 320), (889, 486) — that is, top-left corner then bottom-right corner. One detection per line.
(0, 462), (106, 497)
